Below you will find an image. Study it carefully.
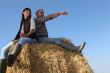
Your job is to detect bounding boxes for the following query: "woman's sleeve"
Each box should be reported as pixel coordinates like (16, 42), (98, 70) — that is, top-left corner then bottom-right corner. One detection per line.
(30, 18), (36, 30)
(21, 25), (24, 33)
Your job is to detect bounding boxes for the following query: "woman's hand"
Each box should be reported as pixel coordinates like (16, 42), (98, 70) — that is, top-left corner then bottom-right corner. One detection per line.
(20, 32), (27, 38)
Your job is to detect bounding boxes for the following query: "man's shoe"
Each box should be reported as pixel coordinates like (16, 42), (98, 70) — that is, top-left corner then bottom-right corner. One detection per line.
(78, 42), (86, 53)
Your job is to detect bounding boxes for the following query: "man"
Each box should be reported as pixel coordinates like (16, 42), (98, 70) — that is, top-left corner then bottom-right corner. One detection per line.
(34, 9), (85, 53)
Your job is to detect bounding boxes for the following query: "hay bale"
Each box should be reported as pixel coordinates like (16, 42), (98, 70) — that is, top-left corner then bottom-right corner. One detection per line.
(6, 43), (93, 73)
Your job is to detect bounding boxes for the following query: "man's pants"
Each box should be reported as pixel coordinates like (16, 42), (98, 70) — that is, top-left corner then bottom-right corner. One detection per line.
(38, 37), (77, 51)
(38, 37), (62, 44)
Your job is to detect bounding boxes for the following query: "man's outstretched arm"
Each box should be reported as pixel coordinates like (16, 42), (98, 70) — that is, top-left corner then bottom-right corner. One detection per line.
(37, 11), (69, 22)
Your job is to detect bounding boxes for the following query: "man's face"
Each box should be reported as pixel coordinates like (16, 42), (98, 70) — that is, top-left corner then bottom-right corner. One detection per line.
(37, 11), (44, 17)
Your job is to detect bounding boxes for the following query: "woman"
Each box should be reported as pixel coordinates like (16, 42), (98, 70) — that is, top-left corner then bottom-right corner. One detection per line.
(0, 8), (36, 73)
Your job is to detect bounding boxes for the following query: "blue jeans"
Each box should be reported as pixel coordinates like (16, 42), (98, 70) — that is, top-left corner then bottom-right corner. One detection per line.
(0, 42), (14, 59)
(38, 37), (77, 52)
(0, 38), (36, 59)
(18, 38), (36, 46)
(38, 37), (63, 44)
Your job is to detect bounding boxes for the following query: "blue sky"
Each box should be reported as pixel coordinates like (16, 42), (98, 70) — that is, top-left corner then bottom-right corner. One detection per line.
(0, 0), (110, 73)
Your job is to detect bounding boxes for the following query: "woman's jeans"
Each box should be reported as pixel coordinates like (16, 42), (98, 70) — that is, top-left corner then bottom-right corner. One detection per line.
(0, 38), (36, 59)
(18, 38), (36, 46)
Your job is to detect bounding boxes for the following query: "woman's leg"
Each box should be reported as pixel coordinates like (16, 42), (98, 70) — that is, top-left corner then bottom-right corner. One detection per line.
(18, 38), (36, 45)
(0, 41), (14, 73)
(0, 42), (13, 59)
(8, 38), (36, 66)
(0, 59), (7, 73)
(8, 38), (23, 66)
(11, 37), (36, 56)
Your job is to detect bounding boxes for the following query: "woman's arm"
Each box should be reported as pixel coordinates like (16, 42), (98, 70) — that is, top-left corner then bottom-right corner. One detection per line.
(19, 25), (27, 37)
(26, 29), (35, 37)
(26, 18), (36, 37)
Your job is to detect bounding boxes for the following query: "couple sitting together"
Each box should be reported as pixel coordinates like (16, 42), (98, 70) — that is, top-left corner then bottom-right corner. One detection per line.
(0, 8), (86, 73)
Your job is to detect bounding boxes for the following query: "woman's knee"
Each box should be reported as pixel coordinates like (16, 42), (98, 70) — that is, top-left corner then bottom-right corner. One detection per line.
(0, 49), (9, 59)
(18, 38), (36, 46)
(18, 38), (27, 46)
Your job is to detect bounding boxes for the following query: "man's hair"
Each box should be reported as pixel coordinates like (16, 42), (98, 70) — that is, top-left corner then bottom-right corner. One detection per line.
(36, 9), (44, 16)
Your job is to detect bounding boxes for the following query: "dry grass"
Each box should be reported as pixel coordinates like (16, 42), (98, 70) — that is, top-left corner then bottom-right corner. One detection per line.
(6, 42), (93, 73)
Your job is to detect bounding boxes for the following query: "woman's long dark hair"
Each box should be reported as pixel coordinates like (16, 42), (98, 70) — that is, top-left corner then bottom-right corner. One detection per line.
(21, 8), (32, 26)
(14, 8), (31, 40)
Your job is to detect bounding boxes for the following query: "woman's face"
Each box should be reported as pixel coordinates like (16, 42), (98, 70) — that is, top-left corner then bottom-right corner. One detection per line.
(23, 10), (30, 18)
